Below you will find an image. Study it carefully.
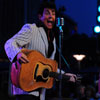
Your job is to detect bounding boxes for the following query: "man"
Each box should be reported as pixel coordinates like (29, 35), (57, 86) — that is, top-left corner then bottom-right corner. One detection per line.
(4, 1), (77, 100)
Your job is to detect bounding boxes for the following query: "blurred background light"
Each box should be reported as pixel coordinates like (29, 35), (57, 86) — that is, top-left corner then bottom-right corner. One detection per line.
(73, 54), (86, 61)
(98, 5), (100, 12)
(97, 15), (100, 22)
(94, 26), (100, 33)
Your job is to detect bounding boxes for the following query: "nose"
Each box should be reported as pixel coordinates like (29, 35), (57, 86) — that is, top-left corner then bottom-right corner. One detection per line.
(49, 17), (52, 20)
(49, 14), (53, 19)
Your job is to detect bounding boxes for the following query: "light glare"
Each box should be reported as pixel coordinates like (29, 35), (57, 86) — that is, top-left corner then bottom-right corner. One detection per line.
(98, 6), (100, 12)
(73, 54), (86, 61)
(97, 16), (100, 22)
(94, 26), (100, 33)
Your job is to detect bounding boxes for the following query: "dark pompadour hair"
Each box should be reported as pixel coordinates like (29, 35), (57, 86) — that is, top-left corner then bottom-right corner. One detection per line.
(38, 1), (57, 15)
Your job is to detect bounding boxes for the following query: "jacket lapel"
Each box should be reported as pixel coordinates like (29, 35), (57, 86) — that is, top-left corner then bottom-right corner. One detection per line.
(38, 27), (48, 56)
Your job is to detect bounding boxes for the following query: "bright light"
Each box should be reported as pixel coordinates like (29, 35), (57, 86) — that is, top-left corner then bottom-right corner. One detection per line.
(73, 54), (86, 61)
(94, 26), (100, 33)
(97, 16), (100, 22)
(98, 6), (100, 12)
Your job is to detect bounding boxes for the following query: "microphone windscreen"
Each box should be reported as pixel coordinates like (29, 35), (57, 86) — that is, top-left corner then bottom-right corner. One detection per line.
(56, 17), (64, 27)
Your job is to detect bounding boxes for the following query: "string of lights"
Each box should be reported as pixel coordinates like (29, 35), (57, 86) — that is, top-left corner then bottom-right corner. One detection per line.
(94, 0), (100, 34)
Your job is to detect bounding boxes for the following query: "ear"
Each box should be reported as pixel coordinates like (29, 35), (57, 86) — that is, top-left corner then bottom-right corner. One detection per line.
(38, 14), (42, 20)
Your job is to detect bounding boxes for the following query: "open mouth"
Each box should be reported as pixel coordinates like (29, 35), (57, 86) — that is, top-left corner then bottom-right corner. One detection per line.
(47, 20), (54, 26)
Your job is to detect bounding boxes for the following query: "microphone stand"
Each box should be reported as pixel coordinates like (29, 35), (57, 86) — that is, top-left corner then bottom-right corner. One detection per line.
(56, 17), (64, 100)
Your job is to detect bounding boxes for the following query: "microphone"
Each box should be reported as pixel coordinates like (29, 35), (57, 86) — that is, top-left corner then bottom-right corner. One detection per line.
(56, 17), (64, 27)
(56, 17), (64, 33)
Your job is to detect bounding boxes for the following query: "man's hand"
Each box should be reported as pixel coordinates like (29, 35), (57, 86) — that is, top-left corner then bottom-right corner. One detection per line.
(17, 52), (29, 64)
(64, 73), (77, 83)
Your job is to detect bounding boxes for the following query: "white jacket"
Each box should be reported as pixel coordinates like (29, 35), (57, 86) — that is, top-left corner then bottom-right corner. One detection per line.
(4, 23), (56, 100)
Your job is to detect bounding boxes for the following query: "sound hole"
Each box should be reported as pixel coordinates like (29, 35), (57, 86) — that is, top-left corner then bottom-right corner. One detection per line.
(34, 64), (39, 79)
(42, 69), (49, 78)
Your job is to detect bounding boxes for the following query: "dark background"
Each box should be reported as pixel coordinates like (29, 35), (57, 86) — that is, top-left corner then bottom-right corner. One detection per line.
(0, 0), (100, 99)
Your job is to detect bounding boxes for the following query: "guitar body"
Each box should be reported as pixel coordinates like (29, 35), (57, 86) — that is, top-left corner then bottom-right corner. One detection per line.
(11, 60), (21, 87)
(11, 49), (58, 92)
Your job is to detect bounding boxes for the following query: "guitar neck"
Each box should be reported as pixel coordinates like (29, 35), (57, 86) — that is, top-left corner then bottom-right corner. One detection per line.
(49, 72), (70, 81)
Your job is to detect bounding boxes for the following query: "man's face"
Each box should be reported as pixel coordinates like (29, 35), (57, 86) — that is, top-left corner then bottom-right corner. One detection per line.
(39, 8), (56, 29)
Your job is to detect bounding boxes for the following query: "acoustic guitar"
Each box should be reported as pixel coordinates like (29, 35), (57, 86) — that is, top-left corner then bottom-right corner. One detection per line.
(10, 49), (58, 92)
